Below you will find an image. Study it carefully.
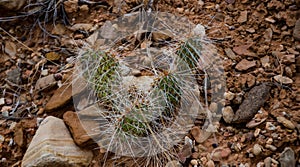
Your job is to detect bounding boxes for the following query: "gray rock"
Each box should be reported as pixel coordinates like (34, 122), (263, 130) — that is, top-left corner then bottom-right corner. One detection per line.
(6, 68), (21, 84)
(279, 147), (296, 167)
(21, 116), (93, 167)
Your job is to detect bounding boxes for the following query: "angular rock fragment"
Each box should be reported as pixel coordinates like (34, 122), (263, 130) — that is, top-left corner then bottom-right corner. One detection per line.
(235, 59), (256, 71)
(21, 116), (93, 167)
(279, 147), (296, 167)
(63, 111), (97, 147)
(232, 83), (271, 124)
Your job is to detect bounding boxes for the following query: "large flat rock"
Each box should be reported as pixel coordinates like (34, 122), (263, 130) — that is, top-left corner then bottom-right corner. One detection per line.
(21, 116), (93, 167)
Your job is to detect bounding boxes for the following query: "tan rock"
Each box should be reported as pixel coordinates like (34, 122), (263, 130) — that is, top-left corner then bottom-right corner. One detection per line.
(277, 116), (295, 129)
(21, 116), (93, 167)
(235, 59), (256, 71)
(237, 11), (247, 23)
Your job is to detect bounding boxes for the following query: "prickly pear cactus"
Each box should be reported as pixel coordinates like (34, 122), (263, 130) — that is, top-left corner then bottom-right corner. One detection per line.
(72, 11), (225, 167)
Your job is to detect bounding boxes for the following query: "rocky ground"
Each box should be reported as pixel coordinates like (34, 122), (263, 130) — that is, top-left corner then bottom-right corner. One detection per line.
(0, 0), (300, 167)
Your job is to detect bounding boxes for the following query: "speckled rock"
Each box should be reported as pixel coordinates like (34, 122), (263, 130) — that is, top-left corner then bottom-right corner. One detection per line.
(21, 116), (93, 167)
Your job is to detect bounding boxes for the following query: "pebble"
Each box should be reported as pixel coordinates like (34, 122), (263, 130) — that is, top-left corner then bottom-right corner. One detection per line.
(222, 106), (234, 123)
(190, 159), (198, 165)
(224, 48), (237, 60)
(4, 41), (17, 57)
(191, 126), (202, 143)
(235, 59), (256, 71)
(0, 135), (4, 144)
(264, 157), (272, 167)
(274, 75), (293, 84)
(237, 11), (247, 23)
(206, 160), (215, 167)
(211, 147), (231, 161)
(293, 19), (300, 41)
(224, 91), (235, 101)
(6, 68), (21, 84)
(165, 160), (182, 167)
(264, 28), (273, 42)
(266, 122), (276, 131)
(254, 128), (260, 137)
(279, 147), (296, 167)
(265, 144), (277, 151)
(265, 17), (276, 23)
(45, 52), (61, 61)
(277, 116), (295, 129)
(209, 102), (218, 113)
(0, 98), (5, 106)
(252, 144), (262, 155)
(282, 54), (295, 64)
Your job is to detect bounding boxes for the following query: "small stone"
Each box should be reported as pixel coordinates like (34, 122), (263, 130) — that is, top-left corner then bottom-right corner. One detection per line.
(165, 160), (182, 167)
(265, 144), (277, 151)
(206, 160), (215, 167)
(264, 28), (273, 42)
(190, 159), (198, 165)
(266, 138), (273, 145)
(284, 66), (293, 78)
(176, 7), (184, 13)
(274, 75), (293, 84)
(4, 41), (17, 57)
(293, 19), (300, 41)
(211, 147), (231, 161)
(253, 144), (262, 156)
(79, 4), (89, 13)
(264, 157), (272, 167)
(224, 91), (235, 101)
(254, 128), (260, 137)
(265, 17), (276, 23)
(193, 24), (206, 38)
(222, 106), (234, 123)
(224, 48), (237, 60)
(35, 74), (57, 92)
(235, 59), (256, 71)
(0, 98), (5, 106)
(0, 135), (4, 144)
(45, 52), (61, 61)
(100, 21), (117, 39)
(277, 116), (295, 129)
(51, 24), (67, 35)
(282, 54), (295, 64)
(21, 116), (93, 167)
(41, 69), (48, 76)
(6, 68), (21, 84)
(45, 84), (73, 112)
(71, 23), (93, 32)
(191, 126), (201, 143)
(209, 102), (218, 113)
(260, 56), (270, 68)
(246, 28), (255, 33)
(279, 147), (296, 167)
(266, 122), (276, 131)
(63, 0), (78, 13)
(237, 11), (247, 23)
